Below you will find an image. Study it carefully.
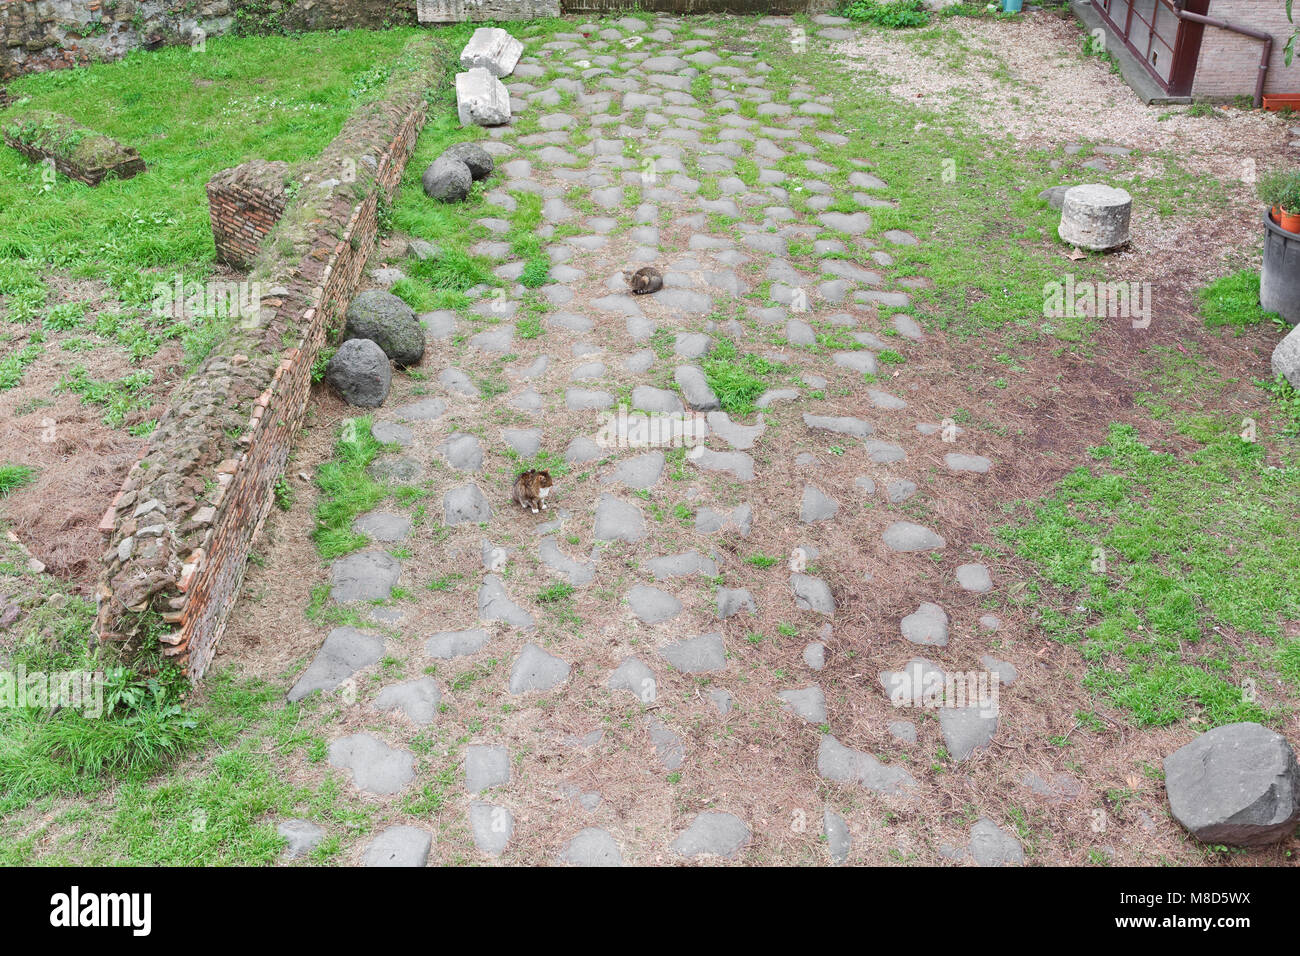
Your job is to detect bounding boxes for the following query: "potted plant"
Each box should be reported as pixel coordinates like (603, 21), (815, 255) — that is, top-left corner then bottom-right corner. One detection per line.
(1259, 169), (1300, 232)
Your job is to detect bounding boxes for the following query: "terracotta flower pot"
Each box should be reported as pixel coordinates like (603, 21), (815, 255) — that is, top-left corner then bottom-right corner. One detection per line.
(1281, 207), (1300, 234)
(1272, 205), (1283, 224)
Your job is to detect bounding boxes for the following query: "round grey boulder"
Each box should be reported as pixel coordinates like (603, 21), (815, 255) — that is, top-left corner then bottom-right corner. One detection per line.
(1163, 722), (1300, 847)
(422, 156), (472, 202)
(442, 142), (494, 181)
(326, 338), (391, 408)
(343, 289), (424, 368)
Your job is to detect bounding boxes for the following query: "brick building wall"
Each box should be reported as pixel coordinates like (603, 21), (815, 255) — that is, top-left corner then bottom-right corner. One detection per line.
(1192, 0), (1298, 97)
(94, 38), (440, 679)
(206, 160), (291, 271)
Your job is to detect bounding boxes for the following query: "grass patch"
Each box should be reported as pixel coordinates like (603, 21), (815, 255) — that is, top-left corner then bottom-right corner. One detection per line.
(1198, 270), (1279, 329)
(310, 416), (388, 560)
(701, 337), (781, 415)
(0, 464), (37, 496)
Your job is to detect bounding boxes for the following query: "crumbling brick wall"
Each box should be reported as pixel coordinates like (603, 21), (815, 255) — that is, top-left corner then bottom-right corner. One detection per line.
(94, 37), (442, 679)
(206, 160), (291, 272)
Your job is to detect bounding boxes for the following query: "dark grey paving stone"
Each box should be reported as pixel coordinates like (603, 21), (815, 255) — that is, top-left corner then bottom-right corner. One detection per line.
(647, 550), (718, 579)
(626, 584), (683, 624)
(709, 688), (733, 715)
(328, 733), (415, 795)
(362, 825), (431, 867)
(392, 397), (448, 422)
(501, 427), (542, 456)
(594, 493), (646, 542)
(608, 656), (658, 703)
(469, 801), (514, 857)
(824, 809), (850, 866)
(330, 551), (400, 603)
(882, 521), (945, 552)
(288, 627), (384, 702)
(675, 366), (720, 411)
(803, 413), (872, 439)
(566, 436), (604, 464)
(695, 503), (752, 535)
(567, 388), (614, 410)
(940, 705), (999, 762)
(981, 655), (1017, 686)
(538, 537), (596, 586)
(969, 817), (1025, 867)
(560, 827), (623, 866)
(374, 677), (442, 726)
(791, 574), (834, 615)
(946, 453), (993, 473)
(645, 716), (685, 770)
(688, 446), (753, 481)
(889, 720), (918, 744)
(278, 819), (325, 860)
(803, 642), (826, 671)
(426, 629), (489, 659)
(778, 686), (827, 723)
(439, 432), (484, 472)
(817, 734), (916, 795)
(445, 483), (492, 526)
(800, 484), (838, 523)
(465, 744), (510, 793)
(957, 563), (993, 592)
(479, 574), (535, 630)
(670, 811), (750, 859)
(901, 602), (949, 647)
(660, 632), (726, 672)
(633, 385), (684, 414)
(603, 451), (665, 489)
(372, 421), (414, 446)
(716, 587), (757, 619)
(351, 511), (412, 542)
(704, 411), (764, 449)
(509, 642), (570, 693)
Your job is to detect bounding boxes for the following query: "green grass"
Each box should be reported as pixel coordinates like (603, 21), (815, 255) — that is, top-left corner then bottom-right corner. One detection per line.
(0, 464), (37, 496)
(310, 416), (388, 560)
(1198, 270), (1280, 328)
(998, 422), (1299, 728)
(701, 337), (781, 415)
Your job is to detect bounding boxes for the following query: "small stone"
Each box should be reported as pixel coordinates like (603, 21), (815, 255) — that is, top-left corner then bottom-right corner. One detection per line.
(509, 642), (570, 693)
(278, 819), (324, 860)
(362, 826), (431, 867)
(670, 812), (750, 859)
(465, 744), (510, 793)
(969, 817), (1024, 867)
(956, 563), (993, 592)
(328, 733), (415, 795)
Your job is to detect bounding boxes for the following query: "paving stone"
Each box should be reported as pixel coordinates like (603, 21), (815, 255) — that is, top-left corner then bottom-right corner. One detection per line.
(594, 493), (646, 542)
(886, 479), (917, 503)
(330, 551), (400, 603)
(969, 817), (1024, 867)
(479, 574), (535, 630)
(647, 550), (718, 579)
(362, 826), (431, 867)
(980, 614), (1002, 631)
(278, 819), (325, 860)
(604, 451), (665, 489)
(445, 483), (492, 526)
(509, 642), (570, 693)
(940, 705), (999, 762)
(439, 432), (484, 472)
(705, 411), (765, 449)
(645, 716), (685, 770)
(803, 413), (872, 438)
(800, 484), (839, 523)
(374, 677), (442, 726)
(882, 521), (945, 552)
(393, 397), (448, 422)
(288, 627), (384, 702)
(892, 313), (924, 341)
(328, 733), (415, 795)
(709, 688), (733, 715)
(632, 385), (684, 414)
(889, 720), (918, 744)
(817, 735), (916, 795)
(791, 574), (835, 615)
(757, 388), (800, 408)
(778, 686), (827, 723)
(716, 587), (757, 619)
(608, 656), (658, 703)
(426, 629), (489, 659)
(626, 584), (683, 624)
(803, 642), (827, 671)
(675, 365), (721, 410)
(901, 602), (949, 647)
(833, 351), (878, 375)
(560, 828), (624, 867)
(695, 504), (752, 535)
(538, 538), (596, 586)
(469, 801), (514, 857)
(957, 563), (993, 592)
(661, 632), (726, 673)
(351, 511), (412, 543)
(823, 809), (851, 865)
(688, 446), (755, 482)
(670, 812), (750, 859)
(946, 453), (993, 474)
(465, 744), (510, 793)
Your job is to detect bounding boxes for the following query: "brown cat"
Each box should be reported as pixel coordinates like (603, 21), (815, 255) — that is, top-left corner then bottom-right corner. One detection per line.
(624, 266), (663, 295)
(511, 469), (553, 514)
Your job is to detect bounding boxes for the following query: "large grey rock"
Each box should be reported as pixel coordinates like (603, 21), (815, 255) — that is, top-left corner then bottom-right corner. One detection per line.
(560, 828), (623, 867)
(374, 677), (442, 725)
(326, 338), (391, 408)
(940, 705), (998, 762)
(791, 574), (834, 615)
(328, 733), (415, 795)
(716, 588), (756, 619)
(330, 551), (399, 603)
(445, 483), (491, 525)
(362, 826), (431, 867)
(1163, 722), (1300, 847)
(675, 366), (721, 411)
(626, 585), (682, 624)
(457, 67), (512, 126)
(882, 521), (945, 552)
(1273, 322), (1300, 389)
(671, 812), (750, 859)
(969, 817), (1024, 867)
(288, 627), (383, 702)
(469, 801), (513, 857)
(426, 629), (489, 659)
(343, 289), (424, 368)
(278, 819), (324, 860)
(1058, 184), (1132, 251)
(509, 642), (570, 693)
(460, 27), (524, 78)
(443, 141), (495, 181)
(594, 493), (645, 543)
(479, 575), (535, 630)
(660, 632), (726, 673)
(465, 744), (510, 793)
(423, 156), (472, 202)
(817, 735), (915, 795)
(901, 602), (949, 647)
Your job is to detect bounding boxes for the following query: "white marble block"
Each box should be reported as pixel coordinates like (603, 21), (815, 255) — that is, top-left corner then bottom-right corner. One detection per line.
(456, 68), (511, 127)
(460, 27), (523, 78)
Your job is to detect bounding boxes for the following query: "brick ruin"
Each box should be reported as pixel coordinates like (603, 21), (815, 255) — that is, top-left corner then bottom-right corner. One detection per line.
(93, 37), (443, 679)
(206, 160), (291, 272)
(2, 109), (146, 185)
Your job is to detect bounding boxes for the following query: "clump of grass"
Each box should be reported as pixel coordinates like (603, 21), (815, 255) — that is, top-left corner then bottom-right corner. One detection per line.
(837, 0), (929, 28)
(701, 338), (780, 415)
(310, 416), (388, 559)
(1198, 270), (1278, 328)
(0, 464), (37, 496)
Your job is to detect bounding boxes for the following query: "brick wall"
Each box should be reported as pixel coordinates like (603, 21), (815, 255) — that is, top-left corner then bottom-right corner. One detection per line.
(1193, 0), (1299, 98)
(206, 160), (290, 271)
(94, 37), (441, 679)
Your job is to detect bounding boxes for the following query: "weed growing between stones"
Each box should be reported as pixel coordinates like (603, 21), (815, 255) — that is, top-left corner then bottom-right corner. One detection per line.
(311, 417), (389, 561)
